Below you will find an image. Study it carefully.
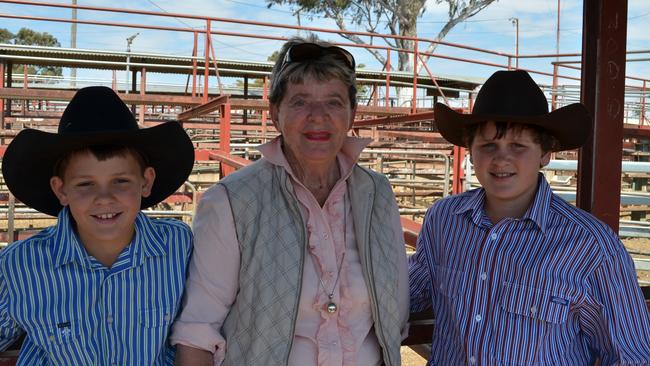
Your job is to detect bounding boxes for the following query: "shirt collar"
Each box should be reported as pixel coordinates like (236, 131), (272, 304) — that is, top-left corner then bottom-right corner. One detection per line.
(524, 173), (552, 232)
(51, 207), (87, 268)
(455, 188), (489, 227)
(130, 212), (168, 266)
(52, 208), (167, 268)
(257, 135), (371, 182)
(454, 173), (551, 232)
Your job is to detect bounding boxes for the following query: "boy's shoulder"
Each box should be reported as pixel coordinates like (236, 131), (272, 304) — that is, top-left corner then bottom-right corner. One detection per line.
(147, 215), (191, 232)
(428, 189), (478, 214)
(547, 192), (623, 255)
(138, 214), (192, 249)
(548, 192), (613, 233)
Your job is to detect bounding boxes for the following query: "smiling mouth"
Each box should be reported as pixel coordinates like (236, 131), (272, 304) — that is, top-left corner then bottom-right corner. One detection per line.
(491, 172), (515, 178)
(92, 212), (121, 221)
(304, 131), (330, 141)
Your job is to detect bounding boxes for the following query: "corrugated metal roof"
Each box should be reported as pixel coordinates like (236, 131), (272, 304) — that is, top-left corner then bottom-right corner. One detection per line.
(0, 43), (483, 92)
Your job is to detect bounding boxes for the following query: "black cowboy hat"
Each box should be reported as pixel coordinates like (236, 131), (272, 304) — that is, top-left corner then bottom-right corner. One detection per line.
(1, 86), (195, 216)
(434, 70), (591, 151)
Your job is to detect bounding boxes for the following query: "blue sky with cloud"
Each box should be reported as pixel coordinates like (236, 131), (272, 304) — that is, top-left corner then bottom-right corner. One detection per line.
(0, 0), (648, 90)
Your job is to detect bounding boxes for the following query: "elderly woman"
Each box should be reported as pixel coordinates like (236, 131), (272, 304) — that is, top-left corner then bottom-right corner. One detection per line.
(170, 37), (409, 366)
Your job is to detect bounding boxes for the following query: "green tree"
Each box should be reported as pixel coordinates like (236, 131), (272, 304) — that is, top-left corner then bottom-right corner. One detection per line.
(13, 28), (60, 46)
(1, 27), (62, 77)
(266, 0), (497, 72)
(0, 28), (13, 43)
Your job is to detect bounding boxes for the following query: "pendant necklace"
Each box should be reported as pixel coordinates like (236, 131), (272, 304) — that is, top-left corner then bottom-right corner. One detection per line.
(316, 252), (346, 314)
(314, 196), (347, 314)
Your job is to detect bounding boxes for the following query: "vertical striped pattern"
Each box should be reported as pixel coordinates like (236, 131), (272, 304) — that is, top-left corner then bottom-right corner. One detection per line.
(409, 176), (650, 366)
(0, 208), (192, 366)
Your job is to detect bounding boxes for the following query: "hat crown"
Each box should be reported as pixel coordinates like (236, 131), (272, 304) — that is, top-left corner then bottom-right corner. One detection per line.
(472, 70), (549, 117)
(59, 86), (137, 134)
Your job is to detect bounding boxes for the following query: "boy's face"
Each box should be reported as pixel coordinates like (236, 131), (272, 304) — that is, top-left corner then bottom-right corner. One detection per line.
(469, 121), (551, 214)
(49, 151), (155, 250)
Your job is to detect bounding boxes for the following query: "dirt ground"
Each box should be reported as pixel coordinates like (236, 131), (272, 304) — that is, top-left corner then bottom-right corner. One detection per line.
(401, 346), (428, 366)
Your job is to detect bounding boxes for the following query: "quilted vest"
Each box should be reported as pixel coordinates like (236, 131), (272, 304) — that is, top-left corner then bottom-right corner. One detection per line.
(219, 158), (402, 366)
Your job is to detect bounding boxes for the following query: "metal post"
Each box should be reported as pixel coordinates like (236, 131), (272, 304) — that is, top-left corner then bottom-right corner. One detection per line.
(139, 67), (146, 125)
(131, 70), (137, 93)
(509, 17), (519, 69)
(22, 65), (27, 115)
(219, 100), (233, 176)
(552, 63), (559, 110)
(203, 19), (211, 102)
(192, 31), (198, 97)
(125, 32), (139, 94)
(452, 91), (473, 194)
(70, 0), (77, 88)
(577, 0), (628, 232)
(385, 49), (390, 110)
(243, 75), (248, 127)
(452, 146), (465, 194)
(442, 153), (450, 197)
(411, 40), (418, 114)
(184, 181), (198, 218)
(556, 0), (561, 64)
(5, 61), (11, 119)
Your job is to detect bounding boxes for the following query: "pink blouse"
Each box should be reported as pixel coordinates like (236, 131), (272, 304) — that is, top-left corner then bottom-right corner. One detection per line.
(169, 136), (409, 365)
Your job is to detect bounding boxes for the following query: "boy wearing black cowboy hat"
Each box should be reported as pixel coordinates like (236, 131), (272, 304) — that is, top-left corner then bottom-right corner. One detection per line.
(409, 70), (650, 365)
(0, 86), (195, 365)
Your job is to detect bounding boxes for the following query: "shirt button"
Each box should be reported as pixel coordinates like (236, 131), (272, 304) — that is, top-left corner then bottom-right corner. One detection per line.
(323, 233), (329, 239)
(480, 272), (487, 281)
(164, 313), (171, 322)
(49, 335), (55, 342)
(530, 306), (537, 314)
(475, 314), (482, 322)
(106, 315), (114, 324)
(469, 356), (477, 364)
(331, 341), (338, 346)
(490, 233), (497, 240)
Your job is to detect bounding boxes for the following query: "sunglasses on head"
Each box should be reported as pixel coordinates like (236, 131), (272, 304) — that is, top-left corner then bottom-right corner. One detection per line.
(279, 42), (356, 74)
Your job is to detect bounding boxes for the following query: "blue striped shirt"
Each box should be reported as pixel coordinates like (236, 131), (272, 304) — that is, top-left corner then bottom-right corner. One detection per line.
(0, 207), (192, 366)
(409, 175), (650, 366)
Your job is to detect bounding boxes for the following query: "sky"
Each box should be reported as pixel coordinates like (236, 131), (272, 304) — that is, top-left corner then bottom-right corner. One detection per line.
(0, 0), (648, 95)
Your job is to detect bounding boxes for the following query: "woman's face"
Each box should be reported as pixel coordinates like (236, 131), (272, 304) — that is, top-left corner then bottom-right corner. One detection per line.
(270, 76), (355, 165)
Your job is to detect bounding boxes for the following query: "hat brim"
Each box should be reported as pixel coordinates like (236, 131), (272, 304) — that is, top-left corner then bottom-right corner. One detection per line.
(434, 102), (592, 151)
(2, 121), (194, 217)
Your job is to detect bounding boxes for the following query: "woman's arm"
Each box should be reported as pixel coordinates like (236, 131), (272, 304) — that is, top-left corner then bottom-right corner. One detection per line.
(169, 185), (241, 364)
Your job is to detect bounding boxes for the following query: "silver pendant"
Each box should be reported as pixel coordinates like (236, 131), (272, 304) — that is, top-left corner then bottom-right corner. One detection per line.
(326, 302), (337, 313)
